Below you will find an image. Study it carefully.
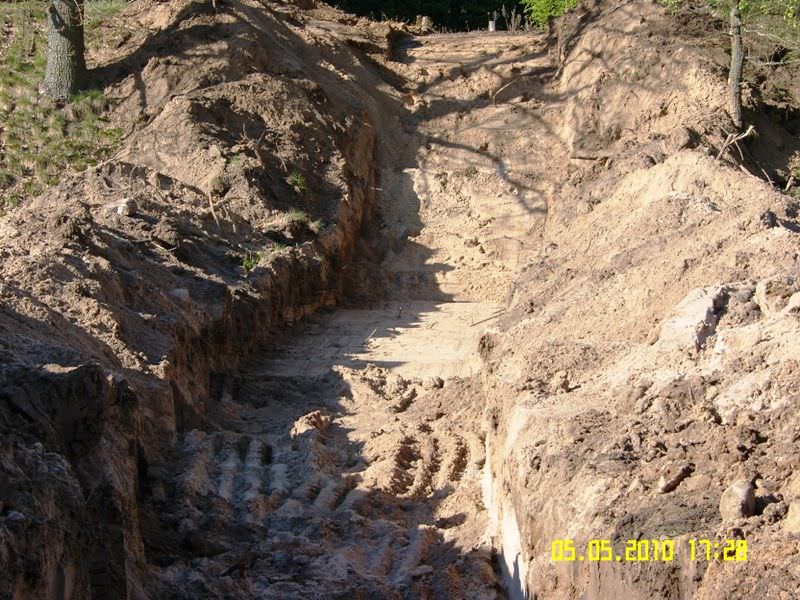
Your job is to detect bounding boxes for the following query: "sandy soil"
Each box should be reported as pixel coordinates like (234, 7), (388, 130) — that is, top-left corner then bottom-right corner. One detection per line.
(138, 26), (555, 600)
(1, 1), (800, 599)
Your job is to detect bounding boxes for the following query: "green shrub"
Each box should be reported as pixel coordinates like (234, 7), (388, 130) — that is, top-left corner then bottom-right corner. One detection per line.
(519, 0), (580, 26)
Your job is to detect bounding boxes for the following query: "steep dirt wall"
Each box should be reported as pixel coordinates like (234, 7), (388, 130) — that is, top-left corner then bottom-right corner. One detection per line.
(0, 120), (376, 600)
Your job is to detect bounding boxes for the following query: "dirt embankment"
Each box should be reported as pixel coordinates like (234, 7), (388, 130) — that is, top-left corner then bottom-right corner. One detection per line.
(0, 1), (390, 596)
(479, 2), (800, 599)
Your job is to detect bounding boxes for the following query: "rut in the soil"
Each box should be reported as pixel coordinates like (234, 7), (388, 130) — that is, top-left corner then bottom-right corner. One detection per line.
(146, 31), (557, 599)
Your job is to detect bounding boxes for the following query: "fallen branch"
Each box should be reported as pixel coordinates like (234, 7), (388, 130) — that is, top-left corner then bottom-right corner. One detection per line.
(747, 57), (800, 67)
(491, 75), (537, 105)
(207, 193), (221, 227)
(715, 124), (755, 161)
(570, 154), (610, 161)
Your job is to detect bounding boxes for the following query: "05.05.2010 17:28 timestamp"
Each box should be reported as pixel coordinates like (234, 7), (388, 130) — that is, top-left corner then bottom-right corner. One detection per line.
(550, 538), (748, 563)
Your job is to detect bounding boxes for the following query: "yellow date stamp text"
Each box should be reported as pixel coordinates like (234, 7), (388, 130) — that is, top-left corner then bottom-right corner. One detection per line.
(550, 538), (747, 563)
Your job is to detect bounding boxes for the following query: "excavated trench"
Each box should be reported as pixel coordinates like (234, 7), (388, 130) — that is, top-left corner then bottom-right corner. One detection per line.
(139, 30), (555, 599)
(8, 3), (800, 599)
(0, 6), (559, 595)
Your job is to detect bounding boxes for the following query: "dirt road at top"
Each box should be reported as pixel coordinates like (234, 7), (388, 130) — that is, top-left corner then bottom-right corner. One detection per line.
(149, 31), (560, 598)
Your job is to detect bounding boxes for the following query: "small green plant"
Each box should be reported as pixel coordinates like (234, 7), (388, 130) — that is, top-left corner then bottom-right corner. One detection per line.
(310, 219), (326, 234)
(286, 171), (307, 193)
(242, 251), (262, 273)
(660, 0), (684, 10)
(270, 241), (289, 251)
(288, 208), (310, 224)
(226, 153), (243, 169)
(209, 175), (230, 196)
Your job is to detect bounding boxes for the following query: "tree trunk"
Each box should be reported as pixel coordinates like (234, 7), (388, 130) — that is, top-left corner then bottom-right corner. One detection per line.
(43, 0), (86, 100)
(729, 0), (744, 129)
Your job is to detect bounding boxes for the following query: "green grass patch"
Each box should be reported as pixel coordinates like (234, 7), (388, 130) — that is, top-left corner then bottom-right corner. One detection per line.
(659, 0), (800, 27)
(287, 208), (309, 224)
(241, 250), (263, 273)
(0, 1), (126, 214)
(85, 0), (128, 49)
(85, 0), (127, 29)
(270, 240), (289, 251)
